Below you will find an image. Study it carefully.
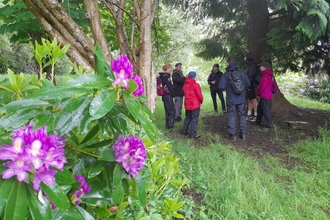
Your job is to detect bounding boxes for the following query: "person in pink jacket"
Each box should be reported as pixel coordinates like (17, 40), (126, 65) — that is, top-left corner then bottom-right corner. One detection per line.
(256, 62), (274, 129)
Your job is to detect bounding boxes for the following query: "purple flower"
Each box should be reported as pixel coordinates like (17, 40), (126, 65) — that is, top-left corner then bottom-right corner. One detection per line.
(33, 167), (57, 190)
(300, 88), (306, 93)
(131, 74), (144, 97)
(113, 135), (147, 177)
(111, 54), (133, 89)
(2, 157), (32, 181)
(70, 175), (91, 205)
(0, 125), (66, 189)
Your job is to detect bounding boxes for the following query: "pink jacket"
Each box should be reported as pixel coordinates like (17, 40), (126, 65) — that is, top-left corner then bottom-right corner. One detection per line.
(257, 69), (274, 100)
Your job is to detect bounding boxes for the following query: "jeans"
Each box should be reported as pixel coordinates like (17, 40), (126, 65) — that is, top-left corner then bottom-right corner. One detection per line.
(182, 108), (200, 137)
(162, 95), (175, 128)
(211, 89), (226, 111)
(226, 103), (247, 136)
(173, 96), (183, 119)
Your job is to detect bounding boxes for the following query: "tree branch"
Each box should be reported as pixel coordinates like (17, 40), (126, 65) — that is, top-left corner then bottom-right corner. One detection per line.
(102, 0), (140, 28)
(83, 0), (113, 62)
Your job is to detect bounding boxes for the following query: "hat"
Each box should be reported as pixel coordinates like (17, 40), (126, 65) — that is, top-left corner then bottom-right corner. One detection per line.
(188, 71), (196, 78)
(213, 64), (219, 68)
(258, 62), (272, 69)
(175, 63), (182, 67)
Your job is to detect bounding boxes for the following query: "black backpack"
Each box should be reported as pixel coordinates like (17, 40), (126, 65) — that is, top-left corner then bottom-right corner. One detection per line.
(228, 70), (245, 95)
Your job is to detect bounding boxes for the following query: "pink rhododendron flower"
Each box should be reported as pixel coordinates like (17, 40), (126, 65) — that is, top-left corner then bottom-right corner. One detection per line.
(131, 74), (144, 97)
(0, 125), (66, 190)
(113, 135), (147, 177)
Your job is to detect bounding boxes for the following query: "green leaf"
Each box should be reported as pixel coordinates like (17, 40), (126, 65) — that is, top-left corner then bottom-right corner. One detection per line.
(112, 187), (124, 204)
(98, 148), (115, 162)
(0, 109), (41, 130)
(0, 99), (50, 112)
(27, 185), (52, 220)
(75, 205), (95, 220)
(88, 161), (105, 178)
(81, 190), (112, 206)
(126, 79), (138, 94)
(52, 206), (85, 220)
(67, 74), (111, 89)
(4, 181), (28, 220)
(29, 111), (53, 129)
(7, 68), (17, 85)
(94, 207), (111, 217)
(113, 163), (124, 187)
(55, 169), (75, 185)
(54, 97), (92, 135)
(40, 182), (70, 209)
(94, 45), (107, 77)
(30, 86), (91, 100)
(90, 90), (117, 120)
(80, 124), (100, 144)
(136, 175), (147, 206)
(84, 139), (113, 149)
(0, 178), (15, 216)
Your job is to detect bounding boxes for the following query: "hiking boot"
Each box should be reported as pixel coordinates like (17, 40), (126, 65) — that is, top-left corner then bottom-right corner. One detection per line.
(222, 109), (227, 114)
(231, 135), (237, 141)
(246, 115), (252, 121)
(241, 134), (247, 140)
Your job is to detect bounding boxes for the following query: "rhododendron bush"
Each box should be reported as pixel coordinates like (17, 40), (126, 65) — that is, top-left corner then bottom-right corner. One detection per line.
(0, 46), (186, 220)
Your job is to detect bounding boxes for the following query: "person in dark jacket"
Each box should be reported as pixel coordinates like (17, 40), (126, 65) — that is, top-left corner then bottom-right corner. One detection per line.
(256, 62), (274, 129)
(219, 57), (250, 141)
(159, 64), (175, 129)
(207, 64), (226, 113)
(172, 63), (186, 122)
(182, 71), (204, 139)
(244, 52), (258, 122)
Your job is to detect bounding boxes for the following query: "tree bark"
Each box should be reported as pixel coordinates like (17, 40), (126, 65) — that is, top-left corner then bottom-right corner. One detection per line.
(134, 0), (158, 112)
(247, 0), (269, 64)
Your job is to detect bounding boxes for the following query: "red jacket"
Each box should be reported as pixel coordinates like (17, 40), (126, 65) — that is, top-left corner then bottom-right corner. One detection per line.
(257, 69), (274, 100)
(182, 78), (204, 110)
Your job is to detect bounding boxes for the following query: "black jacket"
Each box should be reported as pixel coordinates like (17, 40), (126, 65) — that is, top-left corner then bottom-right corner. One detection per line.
(245, 61), (259, 86)
(171, 70), (185, 97)
(159, 72), (174, 95)
(207, 70), (223, 90)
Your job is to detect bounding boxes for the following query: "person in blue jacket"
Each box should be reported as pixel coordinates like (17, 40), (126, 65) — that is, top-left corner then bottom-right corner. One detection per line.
(219, 57), (250, 141)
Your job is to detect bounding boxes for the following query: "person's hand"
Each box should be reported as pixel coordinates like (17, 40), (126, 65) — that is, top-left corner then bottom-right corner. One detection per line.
(211, 81), (216, 84)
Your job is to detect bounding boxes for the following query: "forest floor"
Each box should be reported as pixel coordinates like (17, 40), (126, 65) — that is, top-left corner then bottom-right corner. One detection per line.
(195, 107), (330, 169)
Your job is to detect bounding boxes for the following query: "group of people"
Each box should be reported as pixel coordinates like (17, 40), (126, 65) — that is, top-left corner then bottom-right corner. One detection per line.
(159, 52), (276, 141)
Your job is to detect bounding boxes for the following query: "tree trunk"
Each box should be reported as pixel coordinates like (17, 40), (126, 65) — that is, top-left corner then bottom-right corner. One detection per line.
(247, 0), (268, 64)
(248, 0), (295, 112)
(23, 0), (158, 110)
(135, 0), (158, 112)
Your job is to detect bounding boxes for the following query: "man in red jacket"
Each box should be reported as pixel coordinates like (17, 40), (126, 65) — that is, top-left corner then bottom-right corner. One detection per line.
(257, 62), (274, 129)
(181, 71), (204, 139)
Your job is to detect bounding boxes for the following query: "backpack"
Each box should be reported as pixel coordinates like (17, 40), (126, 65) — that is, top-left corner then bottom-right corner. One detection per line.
(271, 76), (279, 94)
(228, 70), (245, 95)
(156, 76), (170, 96)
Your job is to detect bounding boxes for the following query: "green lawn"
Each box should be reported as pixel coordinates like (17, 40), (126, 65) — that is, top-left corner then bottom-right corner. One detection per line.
(153, 90), (330, 219)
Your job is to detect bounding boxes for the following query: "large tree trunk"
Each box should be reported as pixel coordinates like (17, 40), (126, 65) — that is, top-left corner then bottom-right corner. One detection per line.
(248, 0), (295, 112)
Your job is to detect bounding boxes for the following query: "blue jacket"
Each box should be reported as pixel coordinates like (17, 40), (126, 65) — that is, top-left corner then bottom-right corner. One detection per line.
(218, 64), (250, 105)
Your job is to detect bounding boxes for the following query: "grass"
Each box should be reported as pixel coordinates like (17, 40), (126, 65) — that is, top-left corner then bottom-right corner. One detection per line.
(286, 96), (330, 110)
(153, 89), (330, 219)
